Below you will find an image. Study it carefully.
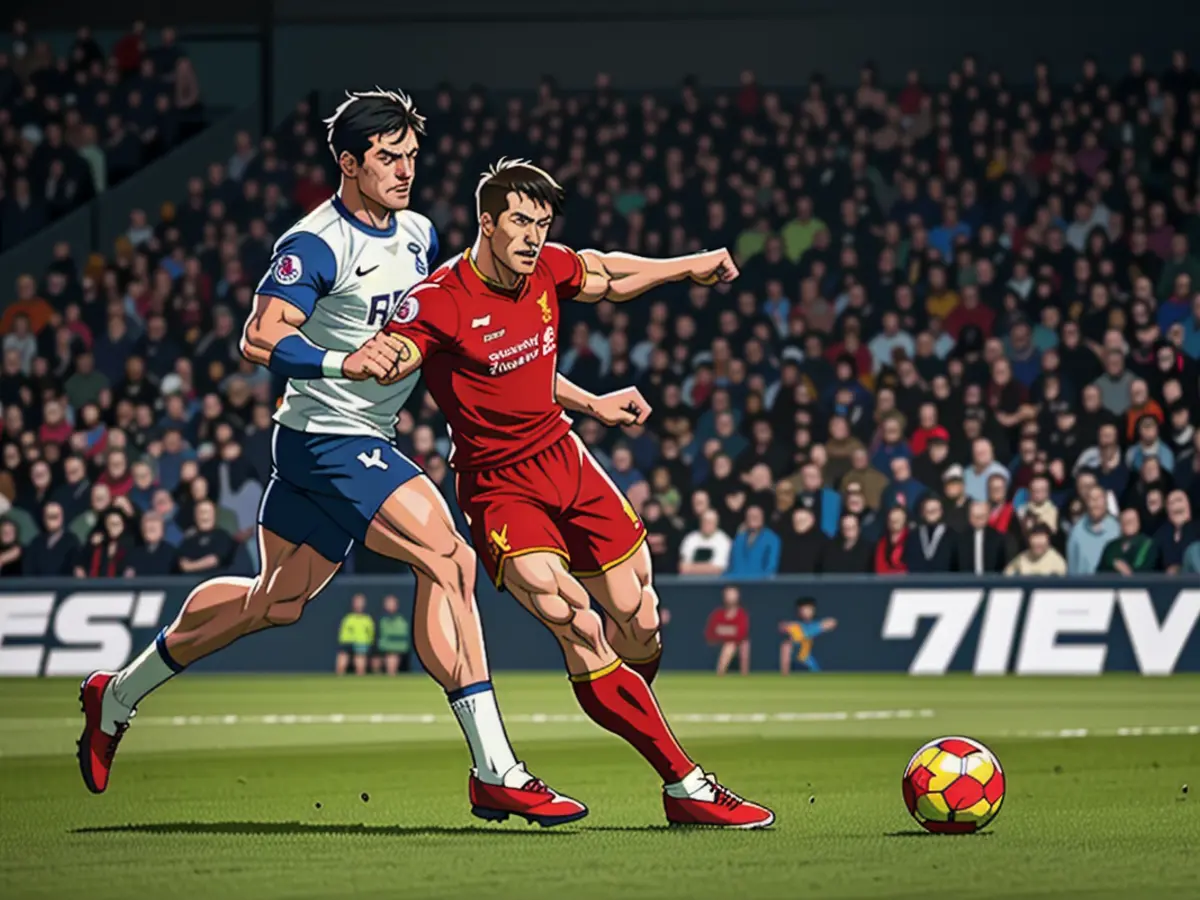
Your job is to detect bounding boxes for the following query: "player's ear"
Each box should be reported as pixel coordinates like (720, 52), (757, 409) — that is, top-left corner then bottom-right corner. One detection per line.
(480, 212), (495, 238)
(338, 150), (359, 180)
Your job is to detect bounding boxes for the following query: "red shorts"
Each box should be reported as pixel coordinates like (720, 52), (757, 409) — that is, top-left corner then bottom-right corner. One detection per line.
(456, 432), (645, 588)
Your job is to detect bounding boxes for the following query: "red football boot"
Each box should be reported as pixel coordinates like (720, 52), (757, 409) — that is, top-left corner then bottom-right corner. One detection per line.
(469, 772), (588, 827)
(663, 772), (775, 829)
(77, 672), (128, 794)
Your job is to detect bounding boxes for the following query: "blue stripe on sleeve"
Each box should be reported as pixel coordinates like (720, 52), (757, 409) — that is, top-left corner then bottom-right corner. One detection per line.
(256, 231), (338, 317)
(426, 222), (440, 271)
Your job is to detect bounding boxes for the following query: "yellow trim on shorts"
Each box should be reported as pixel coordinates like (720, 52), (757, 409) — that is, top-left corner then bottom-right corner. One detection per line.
(622, 644), (662, 666)
(493, 546), (570, 589)
(570, 531), (647, 579)
(568, 657), (623, 683)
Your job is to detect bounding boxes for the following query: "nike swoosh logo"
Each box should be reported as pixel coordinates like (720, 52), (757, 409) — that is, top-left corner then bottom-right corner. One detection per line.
(355, 264), (379, 277)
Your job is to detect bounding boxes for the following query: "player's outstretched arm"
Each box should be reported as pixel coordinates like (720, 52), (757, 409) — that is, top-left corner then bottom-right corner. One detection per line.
(573, 248), (739, 304)
(242, 293), (412, 383)
(554, 374), (652, 427)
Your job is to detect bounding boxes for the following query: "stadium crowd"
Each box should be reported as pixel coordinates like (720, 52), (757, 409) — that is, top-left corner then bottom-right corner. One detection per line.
(3, 47), (1200, 580)
(0, 20), (204, 250)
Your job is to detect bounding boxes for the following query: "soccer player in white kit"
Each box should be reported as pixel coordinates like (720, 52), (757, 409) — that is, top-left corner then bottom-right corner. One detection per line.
(76, 90), (586, 827)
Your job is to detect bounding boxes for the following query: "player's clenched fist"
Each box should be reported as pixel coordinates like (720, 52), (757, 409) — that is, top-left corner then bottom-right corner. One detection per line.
(690, 248), (739, 285)
(589, 387), (653, 427)
(344, 332), (416, 383)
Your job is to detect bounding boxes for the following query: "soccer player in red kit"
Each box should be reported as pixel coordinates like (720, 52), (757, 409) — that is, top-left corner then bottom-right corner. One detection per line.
(384, 159), (774, 828)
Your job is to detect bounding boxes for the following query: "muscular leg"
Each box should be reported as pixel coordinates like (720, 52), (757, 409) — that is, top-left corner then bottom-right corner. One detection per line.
(366, 477), (528, 788)
(364, 477), (487, 690)
(579, 543), (663, 683)
(504, 552), (695, 785)
(107, 528), (341, 718)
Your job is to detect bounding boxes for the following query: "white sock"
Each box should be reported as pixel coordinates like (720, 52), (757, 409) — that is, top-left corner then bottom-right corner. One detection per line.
(109, 629), (184, 718)
(664, 766), (711, 799)
(447, 682), (523, 787)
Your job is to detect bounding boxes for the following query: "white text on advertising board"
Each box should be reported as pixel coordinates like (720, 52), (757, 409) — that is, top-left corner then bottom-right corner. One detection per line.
(881, 589), (1200, 676)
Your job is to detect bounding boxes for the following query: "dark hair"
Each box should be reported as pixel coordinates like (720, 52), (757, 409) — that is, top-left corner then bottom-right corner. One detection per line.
(325, 88), (425, 164)
(797, 597), (816, 611)
(476, 158), (565, 221)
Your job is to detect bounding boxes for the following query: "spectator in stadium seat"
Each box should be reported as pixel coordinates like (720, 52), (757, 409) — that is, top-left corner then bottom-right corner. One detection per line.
(1153, 491), (1198, 574)
(938, 466), (970, 533)
(69, 482), (110, 544)
(1, 276), (53, 337)
(124, 512), (178, 576)
(1126, 415), (1176, 473)
(1004, 523), (1067, 576)
(679, 508), (732, 576)
(51, 455), (90, 523)
(75, 509), (131, 578)
(0, 178), (47, 250)
(870, 414), (912, 475)
(795, 463), (841, 537)
(885, 457), (927, 514)
(176, 499), (234, 575)
(873, 506), (910, 574)
(868, 311), (914, 374)
(1098, 508), (1160, 574)
(819, 513), (872, 574)
(1068, 486), (1122, 574)
(726, 505), (780, 579)
(1125, 380), (1165, 440)
(1093, 348), (1137, 416)
(953, 501), (1008, 574)
(964, 438), (1009, 503)
(2, 313), (37, 372)
(906, 495), (954, 573)
(778, 506), (826, 575)
(24, 502), (79, 576)
(0, 519), (22, 576)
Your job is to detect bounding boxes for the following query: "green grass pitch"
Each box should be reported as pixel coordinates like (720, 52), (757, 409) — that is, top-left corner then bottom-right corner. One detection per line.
(1, 673), (1197, 899)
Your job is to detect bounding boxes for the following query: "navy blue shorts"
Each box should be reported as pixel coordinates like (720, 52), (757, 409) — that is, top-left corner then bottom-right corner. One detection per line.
(259, 425), (422, 563)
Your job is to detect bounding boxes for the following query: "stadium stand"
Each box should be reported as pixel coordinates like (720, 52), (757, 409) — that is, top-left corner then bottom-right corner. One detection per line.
(2, 49), (1200, 580)
(0, 20), (205, 251)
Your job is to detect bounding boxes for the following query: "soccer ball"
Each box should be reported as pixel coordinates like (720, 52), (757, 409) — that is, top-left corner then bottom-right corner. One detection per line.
(902, 736), (1005, 833)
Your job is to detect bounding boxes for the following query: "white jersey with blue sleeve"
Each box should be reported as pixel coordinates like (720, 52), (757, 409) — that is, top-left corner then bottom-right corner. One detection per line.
(256, 196), (438, 440)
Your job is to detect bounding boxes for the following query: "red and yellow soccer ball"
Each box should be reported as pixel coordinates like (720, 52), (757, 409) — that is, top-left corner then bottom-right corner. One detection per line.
(902, 736), (1005, 833)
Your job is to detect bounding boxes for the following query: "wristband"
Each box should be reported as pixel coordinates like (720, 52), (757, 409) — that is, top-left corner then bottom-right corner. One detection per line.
(322, 351), (349, 378)
(270, 333), (331, 379)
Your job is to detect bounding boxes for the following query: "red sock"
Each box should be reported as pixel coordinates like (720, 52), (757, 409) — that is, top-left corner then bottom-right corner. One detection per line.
(624, 647), (661, 685)
(571, 661), (693, 783)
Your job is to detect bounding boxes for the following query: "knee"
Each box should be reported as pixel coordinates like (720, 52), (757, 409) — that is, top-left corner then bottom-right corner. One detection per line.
(251, 566), (322, 627)
(509, 558), (583, 628)
(632, 585), (661, 636)
(426, 536), (477, 595)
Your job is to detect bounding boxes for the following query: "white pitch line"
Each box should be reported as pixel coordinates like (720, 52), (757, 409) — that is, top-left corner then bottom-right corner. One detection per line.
(998, 724), (1200, 739)
(21, 708), (936, 729)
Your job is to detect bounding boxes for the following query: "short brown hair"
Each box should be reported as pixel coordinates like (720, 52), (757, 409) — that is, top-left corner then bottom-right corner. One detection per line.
(475, 158), (565, 222)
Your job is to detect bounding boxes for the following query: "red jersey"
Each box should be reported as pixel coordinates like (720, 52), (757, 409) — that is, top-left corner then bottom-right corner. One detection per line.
(386, 242), (586, 471)
(705, 607), (749, 644)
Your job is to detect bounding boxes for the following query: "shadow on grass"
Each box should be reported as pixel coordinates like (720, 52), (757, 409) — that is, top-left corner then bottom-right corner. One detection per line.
(885, 829), (994, 838)
(72, 821), (572, 838)
(582, 825), (777, 834)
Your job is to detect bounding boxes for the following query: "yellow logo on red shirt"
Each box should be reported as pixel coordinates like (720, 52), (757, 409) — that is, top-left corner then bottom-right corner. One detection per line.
(536, 292), (552, 324)
(489, 524), (511, 558)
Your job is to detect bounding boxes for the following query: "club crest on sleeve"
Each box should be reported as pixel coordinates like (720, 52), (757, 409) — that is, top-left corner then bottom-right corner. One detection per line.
(394, 293), (420, 324)
(273, 253), (303, 285)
